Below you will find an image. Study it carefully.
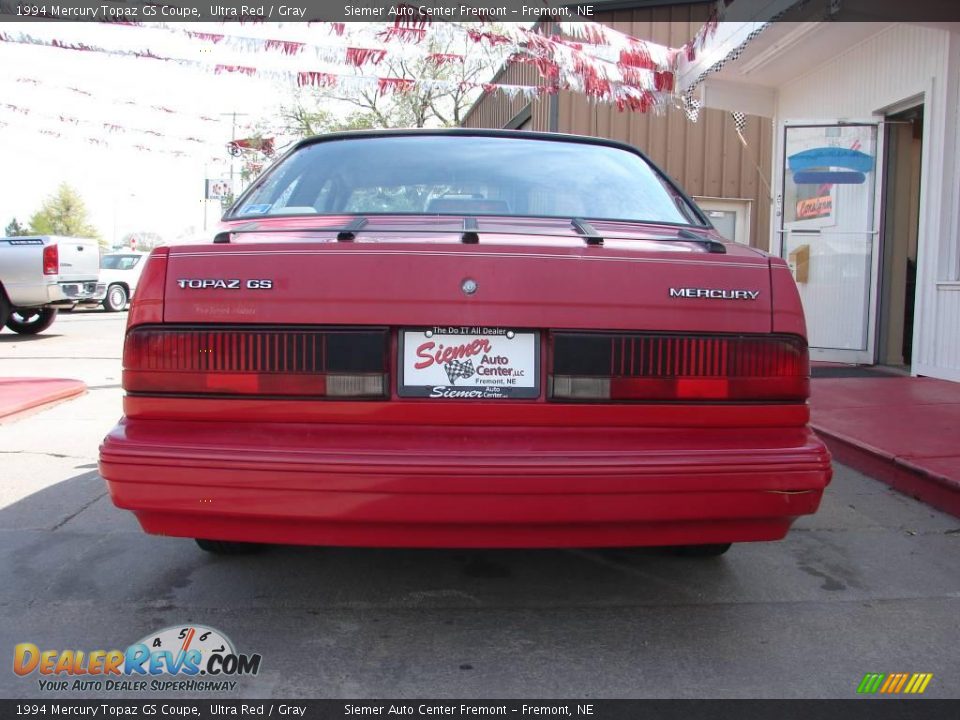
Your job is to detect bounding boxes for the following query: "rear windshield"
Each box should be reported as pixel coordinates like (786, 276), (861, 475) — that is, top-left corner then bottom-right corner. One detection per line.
(232, 135), (704, 226)
(101, 255), (142, 270)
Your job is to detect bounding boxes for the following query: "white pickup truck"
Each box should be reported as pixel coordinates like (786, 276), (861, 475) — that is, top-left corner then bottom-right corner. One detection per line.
(0, 235), (103, 334)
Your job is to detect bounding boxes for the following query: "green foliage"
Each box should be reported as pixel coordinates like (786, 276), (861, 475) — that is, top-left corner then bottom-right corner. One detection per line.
(28, 183), (103, 245)
(4, 217), (30, 236)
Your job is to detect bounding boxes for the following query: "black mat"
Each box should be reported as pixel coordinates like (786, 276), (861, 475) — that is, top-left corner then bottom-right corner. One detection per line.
(811, 365), (906, 379)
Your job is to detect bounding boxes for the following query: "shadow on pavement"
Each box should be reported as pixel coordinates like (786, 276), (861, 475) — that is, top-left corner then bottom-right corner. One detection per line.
(0, 333), (63, 342)
(2, 466), (959, 698)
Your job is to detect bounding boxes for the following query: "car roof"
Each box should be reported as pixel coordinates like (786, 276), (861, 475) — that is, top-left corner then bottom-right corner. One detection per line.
(292, 128), (646, 157)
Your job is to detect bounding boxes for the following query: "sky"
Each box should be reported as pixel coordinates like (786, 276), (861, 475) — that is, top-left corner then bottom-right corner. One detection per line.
(0, 22), (363, 245)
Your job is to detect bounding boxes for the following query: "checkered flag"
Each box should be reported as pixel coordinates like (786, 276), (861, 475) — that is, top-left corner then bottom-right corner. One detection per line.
(731, 111), (747, 134)
(444, 359), (476, 384)
(681, 92), (702, 123)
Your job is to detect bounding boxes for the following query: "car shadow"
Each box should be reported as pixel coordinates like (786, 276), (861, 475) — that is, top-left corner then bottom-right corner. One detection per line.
(0, 332), (63, 341)
(0, 469), (816, 698)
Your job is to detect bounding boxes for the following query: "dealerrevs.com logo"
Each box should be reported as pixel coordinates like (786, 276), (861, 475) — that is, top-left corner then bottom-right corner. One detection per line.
(14, 625), (262, 693)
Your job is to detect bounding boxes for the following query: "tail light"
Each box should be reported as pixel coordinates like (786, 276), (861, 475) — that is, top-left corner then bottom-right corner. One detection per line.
(550, 332), (808, 401)
(42, 244), (58, 275)
(126, 247), (168, 327)
(123, 326), (388, 399)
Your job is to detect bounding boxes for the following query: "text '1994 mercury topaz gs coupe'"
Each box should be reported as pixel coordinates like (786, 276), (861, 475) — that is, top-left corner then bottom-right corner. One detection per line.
(99, 130), (832, 556)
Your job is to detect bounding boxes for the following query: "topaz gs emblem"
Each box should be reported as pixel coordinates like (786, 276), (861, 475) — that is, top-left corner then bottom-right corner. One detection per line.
(461, 278), (478, 295)
(177, 279), (273, 290)
(669, 288), (760, 300)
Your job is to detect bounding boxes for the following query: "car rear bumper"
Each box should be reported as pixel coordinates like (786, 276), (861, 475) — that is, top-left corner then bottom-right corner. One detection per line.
(99, 419), (832, 548)
(53, 281), (106, 305)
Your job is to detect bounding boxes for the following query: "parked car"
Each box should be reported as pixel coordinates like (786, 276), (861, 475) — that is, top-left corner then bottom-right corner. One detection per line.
(99, 129), (832, 556)
(96, 251), (148, 311)
(0, 235), (103, 334)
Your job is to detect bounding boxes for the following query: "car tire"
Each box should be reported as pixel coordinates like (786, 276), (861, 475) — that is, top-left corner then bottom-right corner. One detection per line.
(195, 538), (264, 555)
(102, 284), (128, 312)
(671, 543), (732, 558)
(5, 307), (58, 335)
(0, 291), (9, 327)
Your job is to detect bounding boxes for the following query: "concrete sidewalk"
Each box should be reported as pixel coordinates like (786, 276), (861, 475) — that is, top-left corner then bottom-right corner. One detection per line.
(810, 374), (960, 517)
(0, 377), (87, 423)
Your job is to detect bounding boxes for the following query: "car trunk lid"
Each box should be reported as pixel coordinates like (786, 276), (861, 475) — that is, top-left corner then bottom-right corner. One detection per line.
(162, 217), (772, 334)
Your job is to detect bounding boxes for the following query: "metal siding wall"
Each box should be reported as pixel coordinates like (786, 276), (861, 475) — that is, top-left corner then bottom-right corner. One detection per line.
(463, 3), (773, 249)
(461, 61), (550, 131)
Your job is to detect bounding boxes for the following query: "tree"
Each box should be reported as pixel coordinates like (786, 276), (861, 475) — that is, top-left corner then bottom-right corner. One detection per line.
(29, 183), (103, 245)
(280, 27), (510, 138)
(4, 217), (30, 236)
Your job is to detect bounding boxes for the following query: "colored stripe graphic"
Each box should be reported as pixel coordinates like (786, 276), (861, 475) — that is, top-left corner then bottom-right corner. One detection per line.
(857, 673), (885, 693)
(880, 674), (898, 693)
(857, 672), (933, 694)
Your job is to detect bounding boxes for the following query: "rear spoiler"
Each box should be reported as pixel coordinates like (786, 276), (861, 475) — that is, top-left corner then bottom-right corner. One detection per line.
(213, 218), (726, 253)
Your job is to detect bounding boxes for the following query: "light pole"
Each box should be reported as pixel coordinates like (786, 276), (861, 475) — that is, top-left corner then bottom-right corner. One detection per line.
(220, 112), (249, 198)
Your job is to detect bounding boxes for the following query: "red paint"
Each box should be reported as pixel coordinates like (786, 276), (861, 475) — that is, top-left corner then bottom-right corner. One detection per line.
(100, 420), (830, 547)
(0, 377), (86, 420)
(161, 235), (774, 333)
(126, 247), (168, 328)
(810, 376), (960, 518)
(770, 261), (807, 336)
(98, 145), (831, 548)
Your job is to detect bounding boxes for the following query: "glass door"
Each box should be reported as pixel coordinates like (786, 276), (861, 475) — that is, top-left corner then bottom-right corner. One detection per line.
(780, 123), (881, 364)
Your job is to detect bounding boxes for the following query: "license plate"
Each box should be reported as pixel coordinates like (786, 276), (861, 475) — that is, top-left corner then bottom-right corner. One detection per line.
(399, 327), (539, 399)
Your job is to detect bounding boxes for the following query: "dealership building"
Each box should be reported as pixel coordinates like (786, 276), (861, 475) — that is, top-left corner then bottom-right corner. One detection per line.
(463, 1), (960, 382)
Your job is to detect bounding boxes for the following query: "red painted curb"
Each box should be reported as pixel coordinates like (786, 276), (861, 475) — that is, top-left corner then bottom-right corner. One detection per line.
(0, 377), (87, 421)
(812, 424), (960, 518)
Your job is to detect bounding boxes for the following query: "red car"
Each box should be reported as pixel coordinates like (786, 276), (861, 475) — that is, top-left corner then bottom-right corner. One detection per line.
(99, 130), (831, 556)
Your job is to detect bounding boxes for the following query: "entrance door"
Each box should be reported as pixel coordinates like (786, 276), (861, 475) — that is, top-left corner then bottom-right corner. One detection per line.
(878, 106), (923, 368)
(780, 123), (882, 363)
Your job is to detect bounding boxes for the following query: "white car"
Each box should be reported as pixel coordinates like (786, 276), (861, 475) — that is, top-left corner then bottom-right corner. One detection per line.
(98, 251), (148, 311)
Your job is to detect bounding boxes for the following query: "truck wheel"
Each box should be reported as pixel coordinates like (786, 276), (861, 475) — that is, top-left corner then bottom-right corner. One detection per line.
(102, 284), (128, 312)
(195, 538), (264, 555)
(5, 307), (58, 335)
(671, 543), (732, 558)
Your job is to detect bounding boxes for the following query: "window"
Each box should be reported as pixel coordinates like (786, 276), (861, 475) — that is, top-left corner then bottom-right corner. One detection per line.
(234, 135), (705, 226)
(101, 255), (143, 271)
(694, 197), (753, 246)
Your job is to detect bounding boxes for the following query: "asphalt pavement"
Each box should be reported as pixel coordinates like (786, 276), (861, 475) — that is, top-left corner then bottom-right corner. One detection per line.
(1, 311), (959, 699)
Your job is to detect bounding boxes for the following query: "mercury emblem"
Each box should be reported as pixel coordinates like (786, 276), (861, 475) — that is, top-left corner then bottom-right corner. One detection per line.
(462, 278), (478, 295)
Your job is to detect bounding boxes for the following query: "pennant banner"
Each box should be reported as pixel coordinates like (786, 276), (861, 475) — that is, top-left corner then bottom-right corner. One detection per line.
(0, 103), (222, 148)
(0, 113), (228, 164)
(0, 28), (672, 110)
(4, 77), (259, 131)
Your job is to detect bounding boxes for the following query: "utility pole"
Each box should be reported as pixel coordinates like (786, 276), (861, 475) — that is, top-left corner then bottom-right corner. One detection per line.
(220, 112), (250, 199)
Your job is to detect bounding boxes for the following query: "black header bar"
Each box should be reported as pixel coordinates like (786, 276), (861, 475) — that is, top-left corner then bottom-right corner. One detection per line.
(1, 0), (959, 23)
(3, 700), (960, 720)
